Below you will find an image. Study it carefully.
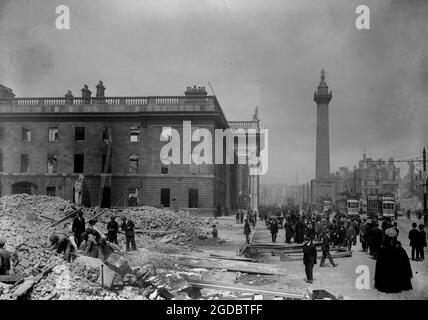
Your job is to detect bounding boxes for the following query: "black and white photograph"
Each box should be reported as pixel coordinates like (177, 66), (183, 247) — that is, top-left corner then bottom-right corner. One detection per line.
(0, 0), (427, 307)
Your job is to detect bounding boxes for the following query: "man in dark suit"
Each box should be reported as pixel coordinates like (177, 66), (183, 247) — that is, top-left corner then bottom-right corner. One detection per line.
(408, 222), (419, 261)
(71, 210), (85, 248)
(320, 231), (338, 267)
(270, 219), (279, 242)
(417, 224), (426, 261)
(121, 216), (137, 252)
(303, 236), (317, 283)
(107, 216), (119, 244)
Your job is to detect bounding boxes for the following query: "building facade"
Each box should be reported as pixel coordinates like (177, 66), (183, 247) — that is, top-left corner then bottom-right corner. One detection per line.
(0, 82), (256, 216)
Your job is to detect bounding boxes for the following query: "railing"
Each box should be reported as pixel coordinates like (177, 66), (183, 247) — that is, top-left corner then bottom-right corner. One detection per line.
(0, 95), (222, 114)
(0, 95), (213, 106)
(228, 120), (259, 129)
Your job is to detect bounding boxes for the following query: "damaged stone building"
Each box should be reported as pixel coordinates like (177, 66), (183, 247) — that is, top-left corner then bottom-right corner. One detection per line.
(0, 82), (260, 216)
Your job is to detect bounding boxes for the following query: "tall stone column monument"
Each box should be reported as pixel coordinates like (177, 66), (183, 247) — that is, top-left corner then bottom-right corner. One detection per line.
(310, 69), (336, 205)
(314, 68), (332, 179)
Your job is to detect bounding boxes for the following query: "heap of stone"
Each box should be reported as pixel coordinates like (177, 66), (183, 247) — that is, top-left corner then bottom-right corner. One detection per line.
(0, 194), (76, 219)
(103, 206), (216, 243)
(0, 215), (66, 276)
(0, 195), (76, 276)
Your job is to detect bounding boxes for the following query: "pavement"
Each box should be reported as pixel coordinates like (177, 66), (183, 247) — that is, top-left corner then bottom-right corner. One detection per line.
(209, 216), (428, 300)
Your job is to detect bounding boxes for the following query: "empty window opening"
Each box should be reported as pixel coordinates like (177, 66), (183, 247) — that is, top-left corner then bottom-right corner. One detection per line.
(22, 128), (31, 142)
(47, 154), (58, 173)
(188, 188), (199, 208)
(74, 154), (84, 173)
(161, 166), (169, 174)
(130, 127), (140, 142)
(128, 188), (139, 206)
(75, 127), (85, 141)
(46, 187), (56, 196)
(49, 127), (58, 142)
(161, 188), (170, 207)
(20, 154), (30, 173)
(129, 154), (139, 173)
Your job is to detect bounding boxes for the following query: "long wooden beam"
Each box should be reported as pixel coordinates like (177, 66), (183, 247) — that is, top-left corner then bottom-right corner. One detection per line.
(190, 281), (306, 299)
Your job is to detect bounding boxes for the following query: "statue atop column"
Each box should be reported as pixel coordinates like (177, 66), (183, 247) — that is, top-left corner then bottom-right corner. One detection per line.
(320, 68), (326, 82)
(252, 106), (259, 121)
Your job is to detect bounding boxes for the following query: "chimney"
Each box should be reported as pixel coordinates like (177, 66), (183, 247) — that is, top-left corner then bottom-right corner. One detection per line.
(96, 80), (105, 97)
(184, 85), (207, 96)
(65, 90), (74, 104)
(81, 84), (91, 103)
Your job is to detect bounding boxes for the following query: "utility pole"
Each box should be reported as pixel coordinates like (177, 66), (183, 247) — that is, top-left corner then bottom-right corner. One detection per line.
(424, 147), (427, 225)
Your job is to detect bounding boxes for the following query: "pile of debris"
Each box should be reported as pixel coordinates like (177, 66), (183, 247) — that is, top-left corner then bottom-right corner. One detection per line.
(0, 194), (76, 219)
(0, 213), (68, 277)
(101, 206), (217, 243)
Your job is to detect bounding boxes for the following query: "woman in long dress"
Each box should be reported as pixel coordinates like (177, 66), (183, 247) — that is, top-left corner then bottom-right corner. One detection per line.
(374, 227), (413, 293)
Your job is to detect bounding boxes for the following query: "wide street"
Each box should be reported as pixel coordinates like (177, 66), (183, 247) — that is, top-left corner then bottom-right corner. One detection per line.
(212, 215), (428, 300)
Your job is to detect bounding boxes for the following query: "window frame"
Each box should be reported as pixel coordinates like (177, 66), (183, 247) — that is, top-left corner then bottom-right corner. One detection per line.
(130, 126), (141, 143)
(20, 154), (30, 173)
(129, 154), (139, 173)
(46, 186), (56, 196)
(188, 188), (199, 208)
(48, 127), (59, 142)
(74, 154), (84, 173)
(47, 154), (58, 174)
(75, 127), (85, 142)
(21, 127), (32, 142)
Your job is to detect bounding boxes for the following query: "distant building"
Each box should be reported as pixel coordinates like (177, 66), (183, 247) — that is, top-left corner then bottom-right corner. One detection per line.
(333, 151), (401, 199)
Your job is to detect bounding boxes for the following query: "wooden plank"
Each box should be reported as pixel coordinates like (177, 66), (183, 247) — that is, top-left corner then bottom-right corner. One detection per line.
(190, 281), (305, 299)
(40, 215), (57, 222)
(171, 255), (286, 275)
(49, 209), (81, 228)
(279, 251), (352, 261)
(89, 208), (108, 222)
(0, 275), (23, 284)
(249, 241), (323, 249)
(208, 254), (257, 262)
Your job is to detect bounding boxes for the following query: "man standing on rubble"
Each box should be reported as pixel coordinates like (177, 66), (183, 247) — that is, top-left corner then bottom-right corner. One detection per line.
(0, 238), (11, 275)
(107, 216), (119, 244)
(72, 210), (86, 248)
(122, 216), (137, 252)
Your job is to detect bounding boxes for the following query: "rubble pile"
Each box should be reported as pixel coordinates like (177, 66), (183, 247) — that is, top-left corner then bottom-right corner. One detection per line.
(0, 194), (76, 219)
(0, 195), (232, 300)
(0, 215), (66, 276)
(102, 206), (217, 242)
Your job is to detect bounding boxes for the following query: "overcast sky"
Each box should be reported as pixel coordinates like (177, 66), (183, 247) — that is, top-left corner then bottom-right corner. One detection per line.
(0, 0), (427, 184)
